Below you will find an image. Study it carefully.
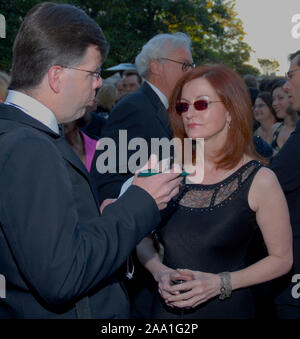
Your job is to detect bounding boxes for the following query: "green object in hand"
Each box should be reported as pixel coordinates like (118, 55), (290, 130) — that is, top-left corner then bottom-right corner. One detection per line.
(138, 169), (189, 177)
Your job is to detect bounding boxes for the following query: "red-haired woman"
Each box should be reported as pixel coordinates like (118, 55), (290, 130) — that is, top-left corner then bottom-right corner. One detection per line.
(136, 65), (293, 319)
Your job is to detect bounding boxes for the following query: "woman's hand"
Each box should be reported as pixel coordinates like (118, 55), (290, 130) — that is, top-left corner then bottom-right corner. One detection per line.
(166, 269), (221, 309)
(156, 268), (178, 302)
(155, 268), (194, 307)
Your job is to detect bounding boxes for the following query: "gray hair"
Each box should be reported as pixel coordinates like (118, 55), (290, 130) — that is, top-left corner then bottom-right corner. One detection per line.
(135, 32), (192, 79)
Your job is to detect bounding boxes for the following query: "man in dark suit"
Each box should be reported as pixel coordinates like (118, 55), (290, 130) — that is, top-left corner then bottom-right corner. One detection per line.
(91, 32), (194, 203)
(270, 50), (300, 318)
(0, 2), (182, 319)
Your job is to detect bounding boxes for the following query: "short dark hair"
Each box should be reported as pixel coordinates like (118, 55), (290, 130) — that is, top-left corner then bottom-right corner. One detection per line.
(289, 50), (300, 66)
(10, 2), (109, 90)
(243, 74), (258, 89)
(270, 79), (287, 97)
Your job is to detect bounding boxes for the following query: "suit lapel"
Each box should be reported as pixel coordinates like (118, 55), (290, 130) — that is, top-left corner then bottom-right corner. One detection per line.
(53, 137), (100, 206)
(53, 137), (90, 180)
(0, 103), (99, 204)
(155, 105), (173, 138)
(141, 83), (173, 138)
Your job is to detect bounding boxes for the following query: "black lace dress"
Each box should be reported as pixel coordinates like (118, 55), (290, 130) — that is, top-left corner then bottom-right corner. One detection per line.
(151, 160), (264, 319)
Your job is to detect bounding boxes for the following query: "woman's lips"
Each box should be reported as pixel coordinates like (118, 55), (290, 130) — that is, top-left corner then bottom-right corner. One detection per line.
(188, 123), (202, 129)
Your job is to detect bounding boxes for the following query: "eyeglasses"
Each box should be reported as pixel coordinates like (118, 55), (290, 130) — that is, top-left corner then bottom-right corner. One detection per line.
(175, 98), (222, 115)
(159, 58), (196, 72)
(285, 68), (300, 81)
(60, 65), (102, 80)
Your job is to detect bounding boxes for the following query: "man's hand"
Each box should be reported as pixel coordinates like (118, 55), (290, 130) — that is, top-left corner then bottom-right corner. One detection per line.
(132, 154), (183, 210)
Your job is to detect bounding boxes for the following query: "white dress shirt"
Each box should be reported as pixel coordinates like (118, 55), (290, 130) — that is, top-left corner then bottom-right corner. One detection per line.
(5, 90), (59, 134)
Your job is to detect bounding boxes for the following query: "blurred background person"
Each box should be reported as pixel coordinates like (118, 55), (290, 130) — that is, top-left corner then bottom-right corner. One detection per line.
(95, 84), (118, 119)
(122, 70), (142, 96)
(259, 76), (278, 93)
(115, 77), (125, 101)
(64, 114), (98, 172)
(271, 79), (299, 153)
(243, 74), (259, 107)
(253, 92), (280, 146)
(81, 84), (118, 139)
(270, 50), (300, 319)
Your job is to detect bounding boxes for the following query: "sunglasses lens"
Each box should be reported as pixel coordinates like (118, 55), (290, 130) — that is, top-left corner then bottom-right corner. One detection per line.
(194, 100), (208, 111)
(175, 102), (189, 115)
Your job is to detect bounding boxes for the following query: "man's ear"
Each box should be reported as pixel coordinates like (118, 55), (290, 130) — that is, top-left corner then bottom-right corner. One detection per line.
(48, 65), (64, 93)
(149, 59), (162, 76)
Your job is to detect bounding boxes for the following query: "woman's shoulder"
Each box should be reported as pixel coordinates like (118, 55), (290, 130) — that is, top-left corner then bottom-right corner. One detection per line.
(242, 156), (278, 191)
(248, 166), (281, 211)
(252, 166), (278, 186)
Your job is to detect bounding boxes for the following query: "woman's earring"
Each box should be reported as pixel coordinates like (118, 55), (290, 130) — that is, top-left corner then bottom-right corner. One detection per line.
(227, 120), (232, 129)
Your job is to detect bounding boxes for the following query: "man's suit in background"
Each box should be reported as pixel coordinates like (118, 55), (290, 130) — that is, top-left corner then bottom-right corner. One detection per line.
(270, 119), (300, 318)
(0, 103), (160, 318)
(90, 81), (173, 203)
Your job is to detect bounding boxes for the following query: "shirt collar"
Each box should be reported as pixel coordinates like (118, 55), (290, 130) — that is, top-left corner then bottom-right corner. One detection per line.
(5, 90), (59, 134)
(145, 81), (169, 109)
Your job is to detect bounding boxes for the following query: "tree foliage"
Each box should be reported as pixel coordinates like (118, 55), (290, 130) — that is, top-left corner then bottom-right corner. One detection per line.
(257, 58), (280, 76)
(0, 0), (260, 77)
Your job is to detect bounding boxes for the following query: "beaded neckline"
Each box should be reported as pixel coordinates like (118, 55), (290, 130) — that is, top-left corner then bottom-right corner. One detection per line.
(185, 160), (260, 190)
(173, 160), (262, 211)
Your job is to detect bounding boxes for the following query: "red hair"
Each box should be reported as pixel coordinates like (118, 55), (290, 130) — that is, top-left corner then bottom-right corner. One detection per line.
(169, 64), (264, 169)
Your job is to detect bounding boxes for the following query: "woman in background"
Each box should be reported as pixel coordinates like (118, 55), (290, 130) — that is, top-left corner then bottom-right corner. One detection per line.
(271, 79), (298, 153)
(253, 92), (280, 146)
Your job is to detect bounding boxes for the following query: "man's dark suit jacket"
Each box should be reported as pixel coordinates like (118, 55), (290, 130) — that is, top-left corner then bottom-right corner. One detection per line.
(90, 82), (173, 202)
(270, 119), (300, 309)
(0, 103), (161, 319)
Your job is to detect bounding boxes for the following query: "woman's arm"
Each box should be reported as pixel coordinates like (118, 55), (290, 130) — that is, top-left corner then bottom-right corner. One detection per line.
(136, 236), (167, 282)
(231, 167), (293, 288)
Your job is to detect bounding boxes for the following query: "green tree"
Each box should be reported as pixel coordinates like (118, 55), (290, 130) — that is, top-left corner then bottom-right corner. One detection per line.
(0, 0), (259, 78)
(257, 58), (280, 76)
(86, 0), (255, 74)
(0, 0), (41, 73)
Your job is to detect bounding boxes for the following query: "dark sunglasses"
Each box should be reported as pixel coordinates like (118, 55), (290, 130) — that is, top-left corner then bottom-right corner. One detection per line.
(175, 99), (222, 115)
